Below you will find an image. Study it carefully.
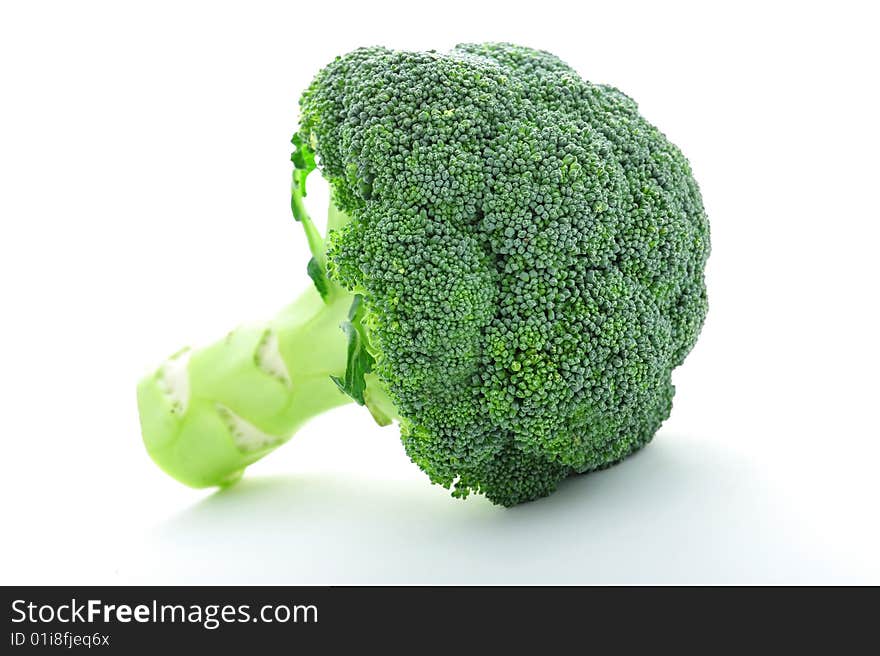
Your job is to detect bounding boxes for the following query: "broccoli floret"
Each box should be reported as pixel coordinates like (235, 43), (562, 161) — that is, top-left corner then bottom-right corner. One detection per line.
(137, 43), (709, 506)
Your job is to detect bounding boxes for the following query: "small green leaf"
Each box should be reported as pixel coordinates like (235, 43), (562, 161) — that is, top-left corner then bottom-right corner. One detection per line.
(330, 295), (375, 405)
(290, 133), (316, 174)
(290, 132), (317, 202)
(306, 257), (330, 300)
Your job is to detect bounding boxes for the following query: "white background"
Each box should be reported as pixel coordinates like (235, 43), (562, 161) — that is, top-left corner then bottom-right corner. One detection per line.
(1, 0), (878, 584)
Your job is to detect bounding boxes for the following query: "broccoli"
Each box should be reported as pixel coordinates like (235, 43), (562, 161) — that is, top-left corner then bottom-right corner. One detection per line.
(137, 43), (710, 506)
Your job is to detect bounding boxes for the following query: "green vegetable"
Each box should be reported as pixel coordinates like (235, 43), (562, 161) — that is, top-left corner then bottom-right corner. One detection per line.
(137, 43), (710, 506)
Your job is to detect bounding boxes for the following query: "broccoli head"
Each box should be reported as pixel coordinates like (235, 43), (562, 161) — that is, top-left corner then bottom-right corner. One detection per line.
(137, 43), (709, 506)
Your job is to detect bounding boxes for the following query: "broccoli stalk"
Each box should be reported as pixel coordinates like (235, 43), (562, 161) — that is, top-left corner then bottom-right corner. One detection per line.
(137, 143), (395, 488)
